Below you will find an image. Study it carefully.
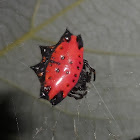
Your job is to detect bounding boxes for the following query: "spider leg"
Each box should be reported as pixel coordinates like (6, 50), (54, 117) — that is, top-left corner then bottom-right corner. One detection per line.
(68, 91), (87, 100)
(68, 60), (95, 100)
(84, 59), (96, 81)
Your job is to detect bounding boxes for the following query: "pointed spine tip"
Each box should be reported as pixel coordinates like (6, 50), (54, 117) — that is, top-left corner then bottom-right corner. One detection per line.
(66, 28), (69, 32)
(39, 45), (45, 51)
(77, 34), (81, 37)
(30, 66), (34, 70)
(39, 46), (49, 55)
(76, 34), (83, 49)
(65, 28), (71, 34)
(39, 45), (44, 49)
(30, 64), (40, 72)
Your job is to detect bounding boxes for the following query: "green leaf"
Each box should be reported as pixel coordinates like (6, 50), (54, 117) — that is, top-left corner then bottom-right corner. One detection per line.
(0, 0), (140, 139)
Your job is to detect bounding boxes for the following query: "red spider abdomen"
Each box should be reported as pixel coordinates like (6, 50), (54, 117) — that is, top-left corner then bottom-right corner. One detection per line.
(44, 36), (84, 100)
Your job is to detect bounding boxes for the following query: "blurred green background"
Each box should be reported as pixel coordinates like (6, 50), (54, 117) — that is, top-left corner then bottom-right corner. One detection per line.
(0, 0), (140, 139)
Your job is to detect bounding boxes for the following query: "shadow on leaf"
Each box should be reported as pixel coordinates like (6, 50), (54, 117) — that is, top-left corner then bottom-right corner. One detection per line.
(0, 93), (20, 140)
